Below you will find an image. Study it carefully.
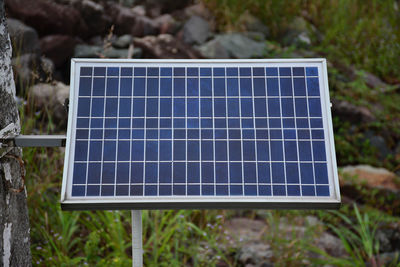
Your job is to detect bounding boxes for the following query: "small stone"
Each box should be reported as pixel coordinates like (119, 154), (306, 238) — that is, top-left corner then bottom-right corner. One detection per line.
(182, 16), (211, 45)
(198, 33), (266, 59)
(132, 5), (146, 16)
(239, 243), (273, 266)
(74, 44), (102, 58)
(12, 54), (54, 91)
(113, 34), (133, 48)
(131, 15), (159, 37)
(184, 2), (213, 20)
(368, 135), (391, 160)
(239, 12), (269, 38)
(282, 16), (314, 47)
(134, 34), (201, 59)
(196, 39), (230, 59)
(29, 82), (69, 125)
(154, 14), (180, 34)
(40, 35), (79, 68)
(331, 98), (376, 123)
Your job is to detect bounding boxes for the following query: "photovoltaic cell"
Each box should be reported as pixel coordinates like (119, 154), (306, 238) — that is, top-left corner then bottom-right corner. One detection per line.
(61, 59), (340, 210)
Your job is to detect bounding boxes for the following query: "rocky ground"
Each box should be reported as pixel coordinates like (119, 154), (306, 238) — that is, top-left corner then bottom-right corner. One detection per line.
(4, 0), (400, 266)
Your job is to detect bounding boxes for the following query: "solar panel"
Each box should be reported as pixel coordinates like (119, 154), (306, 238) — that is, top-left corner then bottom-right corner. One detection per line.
(61, 59), (340, 210)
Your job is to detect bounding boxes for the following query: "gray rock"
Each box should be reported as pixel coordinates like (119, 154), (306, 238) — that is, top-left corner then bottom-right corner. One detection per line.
(243, 31), (266, 42)
(145, 0), (192, 14)
(74, 44), (102, 58)
(378, 252), (400, 266)
(331, 98), (376, 124)
(74, 0), (112, 37)
(12, 54), (54, 91)
(196, 39), (230, 59)
(184, 3), (214, 21)
(113, 34), (133, 48)
(154, 14), (180, 34)
(132, 5), (146, 16)
(376, 223), (400, 253)
(316, 232), (347, 258)
(7, 18), (40, 55)
(282, 16), (313, 47)
(134, 34), (201, 59)
(29, 82), (69, 124)
(363, 71), (388, 91)
(132, 15), (159, 37)
(198, 33), (266, 59)
(239, 243), (274, 266)
(74, 44), (142, 59)
(183, 15), (211, 45)
(367, 135), (391, 160)
(40, 35), (79, 68)
(239, 13), (269, 38)
(6, 0), (89, 37)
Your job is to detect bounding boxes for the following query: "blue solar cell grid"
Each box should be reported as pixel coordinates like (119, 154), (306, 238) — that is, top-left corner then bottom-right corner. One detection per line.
(69, 62), (333, 200)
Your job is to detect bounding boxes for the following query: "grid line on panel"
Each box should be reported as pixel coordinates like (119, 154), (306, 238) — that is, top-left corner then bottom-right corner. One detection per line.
(185, 67), (188, 196)
(265, 69), (273, 196)
(224, 67), (231, 196)
(212, 67), (216, 196)
(84, 67), (94, 196)
(172, 68), (175, 195)
(198, 69), (202, 196)
(251, 67), (259, 196)
(76, 160), (328, 163)
(81, 75), (320, 79)
(142, 67), (148, 197)
(99, 68), (108, 196)
(158, 69), (161, 197)
(114, 67), (121, 197)
(305, 68), (317, 196)
(129, 70), (134, 196)
(292, 67), (302, 197)
(78, 95), (323, 99)
(278, 67), (288, 196)
(238, 68), (245, 196)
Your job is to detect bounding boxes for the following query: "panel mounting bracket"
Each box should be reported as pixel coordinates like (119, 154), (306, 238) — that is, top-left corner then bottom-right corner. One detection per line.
(1, 135), (66, 148)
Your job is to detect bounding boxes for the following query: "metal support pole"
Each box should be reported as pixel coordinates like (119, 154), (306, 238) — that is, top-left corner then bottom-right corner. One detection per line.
(131, 210), (143, 267)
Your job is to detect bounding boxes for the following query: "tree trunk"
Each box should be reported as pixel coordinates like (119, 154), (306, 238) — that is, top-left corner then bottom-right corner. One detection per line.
(0, 0), (32, 266)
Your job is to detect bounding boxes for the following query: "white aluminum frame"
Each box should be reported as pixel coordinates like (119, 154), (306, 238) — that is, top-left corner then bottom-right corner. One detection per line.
(61, 58), (341, 210)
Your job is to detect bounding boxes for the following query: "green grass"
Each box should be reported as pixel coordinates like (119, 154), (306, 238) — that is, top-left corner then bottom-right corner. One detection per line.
(203, 0), (400, 81)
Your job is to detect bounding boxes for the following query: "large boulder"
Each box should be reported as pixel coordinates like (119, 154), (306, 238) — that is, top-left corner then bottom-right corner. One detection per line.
(40, 35), (79, 68)
(182, 15), (211, 45)
(134, 34), (201, 59)
(198, 33), (266, 59)
(5, 0), (88, 37)
(7, 18), (40, 55)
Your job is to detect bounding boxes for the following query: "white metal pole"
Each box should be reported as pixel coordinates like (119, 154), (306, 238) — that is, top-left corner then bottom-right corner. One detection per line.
(131, 210), (143, 267)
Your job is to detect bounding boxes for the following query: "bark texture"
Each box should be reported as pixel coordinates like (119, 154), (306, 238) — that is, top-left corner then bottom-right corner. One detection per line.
(0, 0), (32, 266)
